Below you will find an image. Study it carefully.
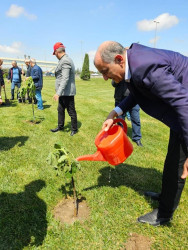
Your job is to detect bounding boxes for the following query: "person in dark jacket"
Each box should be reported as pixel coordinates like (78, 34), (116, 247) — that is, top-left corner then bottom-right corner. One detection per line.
(0, 59), (5, 104)
(30, 58), (43, 110)
(94, 41), (188, 226)
(8, 61), (23, 101)
(112, 80), (143, 146)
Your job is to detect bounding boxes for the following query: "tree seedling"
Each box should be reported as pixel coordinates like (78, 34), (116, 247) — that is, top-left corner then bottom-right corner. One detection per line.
(26, 77), (36, 120)
(47, 144), (81, 217)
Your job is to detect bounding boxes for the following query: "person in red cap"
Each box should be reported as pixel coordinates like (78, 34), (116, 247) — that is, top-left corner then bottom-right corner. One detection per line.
(51, 42), (78, 136)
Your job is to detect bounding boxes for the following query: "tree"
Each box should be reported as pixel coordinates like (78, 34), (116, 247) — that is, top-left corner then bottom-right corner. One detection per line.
(47, 144), (81, 217)
(80, 53), (90, 80)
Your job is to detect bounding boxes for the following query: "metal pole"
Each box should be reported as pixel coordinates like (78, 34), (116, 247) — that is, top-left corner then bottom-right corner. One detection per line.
(80, 40), (83, 68)
(154, 20), (159, 48)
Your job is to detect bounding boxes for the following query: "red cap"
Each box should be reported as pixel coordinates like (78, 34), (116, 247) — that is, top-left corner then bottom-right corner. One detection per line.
(53, 42), (65, 55)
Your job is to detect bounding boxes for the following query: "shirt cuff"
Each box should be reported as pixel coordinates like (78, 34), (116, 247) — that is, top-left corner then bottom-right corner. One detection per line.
(114, 107), (123, 116)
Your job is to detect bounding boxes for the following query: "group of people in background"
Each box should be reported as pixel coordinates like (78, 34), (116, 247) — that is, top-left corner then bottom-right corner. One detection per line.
(0, 42), (78, 136)
(0, 58), (43, 110)
(0, 59), (5, 105)
(1, 40), (188, 227)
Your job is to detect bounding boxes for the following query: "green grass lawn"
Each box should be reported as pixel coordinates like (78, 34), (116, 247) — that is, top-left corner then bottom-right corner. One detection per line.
(0, 77), (188, 249)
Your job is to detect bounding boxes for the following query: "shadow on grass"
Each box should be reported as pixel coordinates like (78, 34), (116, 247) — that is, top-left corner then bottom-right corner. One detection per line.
(0, 101), (17, 107)
(43, 104), (51, 109)
(84, 164), (162, 208)
(0, 136), (29, 151)
(0, 180), (47, 249)
(64, 120), (82, 132)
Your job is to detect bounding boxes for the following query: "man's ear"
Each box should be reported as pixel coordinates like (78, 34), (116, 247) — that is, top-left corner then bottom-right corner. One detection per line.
(114, 54), (124, 65)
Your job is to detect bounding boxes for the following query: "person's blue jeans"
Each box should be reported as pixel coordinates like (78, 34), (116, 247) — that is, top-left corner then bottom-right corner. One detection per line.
(11, 81), (21, 90)
(35, 89), (43, 110)
(129, 104), (141, 142)
(11, 81), (21, 99)
(117, 104), (141, 142)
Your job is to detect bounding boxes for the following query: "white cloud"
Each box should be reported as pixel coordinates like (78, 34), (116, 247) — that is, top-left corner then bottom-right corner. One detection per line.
(6, 4), (37, 20)
(137, 13), (179, 32)
(0, 42), (22, 54)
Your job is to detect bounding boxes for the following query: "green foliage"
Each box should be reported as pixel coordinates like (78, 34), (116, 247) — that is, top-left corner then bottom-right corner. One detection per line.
(47, 144), (81, 201)
(47, 144), (81, 178)
(19, 86), (27, 100)
(25, 77), (36, 120)
(80, 53), (90, 80)
(25, 77), (36, 99)
(2, 68), (9, 79)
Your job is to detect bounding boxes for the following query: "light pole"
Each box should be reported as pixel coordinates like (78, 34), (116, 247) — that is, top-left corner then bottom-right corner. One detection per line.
(80, 40), (84, 68)
(154, 20), (159, 48)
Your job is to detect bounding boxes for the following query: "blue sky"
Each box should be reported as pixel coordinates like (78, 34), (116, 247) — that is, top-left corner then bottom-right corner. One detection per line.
(1, 0), (188, 71)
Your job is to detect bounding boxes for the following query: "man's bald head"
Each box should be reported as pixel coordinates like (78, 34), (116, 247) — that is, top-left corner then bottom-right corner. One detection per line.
(94, 41), (125, 65)
(94, 41), (126, 83)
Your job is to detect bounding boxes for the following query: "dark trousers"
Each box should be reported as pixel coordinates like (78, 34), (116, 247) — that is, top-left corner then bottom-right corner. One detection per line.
(58, 96), (77, 131)
(159, 129), (186, 217)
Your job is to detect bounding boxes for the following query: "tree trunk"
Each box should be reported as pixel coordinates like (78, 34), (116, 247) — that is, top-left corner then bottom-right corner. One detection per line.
(71, 177), (78, 217)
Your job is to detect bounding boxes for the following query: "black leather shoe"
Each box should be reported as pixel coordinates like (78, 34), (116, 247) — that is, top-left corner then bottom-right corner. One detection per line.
(137, 208), (172, 226)
(70, 130), (78, 136)
(50, 127), (63, 133)
(144, 191), (161, 201)
(134, 140), (143, 147)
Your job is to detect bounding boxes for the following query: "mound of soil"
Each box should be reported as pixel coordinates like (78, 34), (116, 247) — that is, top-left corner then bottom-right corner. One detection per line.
(54, 197), (90, 224)
(23, 120), (42, 124)
(123, 233), (152, 250)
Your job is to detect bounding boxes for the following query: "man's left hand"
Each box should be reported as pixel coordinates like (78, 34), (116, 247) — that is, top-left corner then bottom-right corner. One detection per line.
(181, 158), (188, 179)
(53, 94), (59, 101)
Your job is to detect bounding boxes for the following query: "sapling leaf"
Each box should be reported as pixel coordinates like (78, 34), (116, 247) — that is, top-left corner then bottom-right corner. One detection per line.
(65, 171), (72, 179)
(58, 155), (68, 164)
(54, 144), (62, 149)
(71, 163), (78, 174)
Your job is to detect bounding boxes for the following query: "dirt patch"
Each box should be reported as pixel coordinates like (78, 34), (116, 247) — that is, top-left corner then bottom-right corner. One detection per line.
(23, 120), (42, 125)
(54, 197), (90, 224)
(123, 233), (152, 250)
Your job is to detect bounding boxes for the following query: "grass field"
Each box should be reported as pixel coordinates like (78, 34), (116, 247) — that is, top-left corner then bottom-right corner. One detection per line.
(0, 77), (188, 249)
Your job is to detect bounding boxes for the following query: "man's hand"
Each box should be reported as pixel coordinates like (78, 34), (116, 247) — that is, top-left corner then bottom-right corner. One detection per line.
(7, 80), (10, 83)
(102, 110), (117, 131)
(181, 158), (188, 179)
(53, 94), (59, 101)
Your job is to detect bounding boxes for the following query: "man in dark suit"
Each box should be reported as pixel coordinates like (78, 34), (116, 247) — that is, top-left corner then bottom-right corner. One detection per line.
(94, 41), (188, 226)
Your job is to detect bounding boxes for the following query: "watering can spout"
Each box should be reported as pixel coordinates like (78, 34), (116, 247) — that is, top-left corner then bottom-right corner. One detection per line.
(76, 151), (106, 162)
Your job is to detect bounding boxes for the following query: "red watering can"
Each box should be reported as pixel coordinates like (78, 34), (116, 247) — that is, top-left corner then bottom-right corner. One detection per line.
(76, 118), (133, 166)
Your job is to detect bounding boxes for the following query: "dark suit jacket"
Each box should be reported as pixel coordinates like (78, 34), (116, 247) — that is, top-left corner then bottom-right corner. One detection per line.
(118, 43), (188, 146)
(31, 64), (43, 90)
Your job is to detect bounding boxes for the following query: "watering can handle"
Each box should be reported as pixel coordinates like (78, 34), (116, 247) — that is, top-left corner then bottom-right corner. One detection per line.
(113, 118), (127, 134)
